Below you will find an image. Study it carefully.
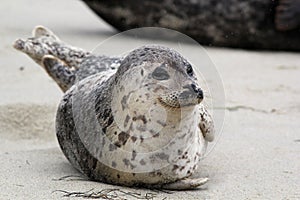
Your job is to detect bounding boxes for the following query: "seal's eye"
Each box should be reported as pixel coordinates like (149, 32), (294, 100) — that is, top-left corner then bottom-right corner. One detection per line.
(186, 64), (193, 76)
(152, 67), (170, 80)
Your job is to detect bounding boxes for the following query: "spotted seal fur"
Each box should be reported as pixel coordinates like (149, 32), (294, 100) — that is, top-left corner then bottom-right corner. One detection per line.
(13, 26), (214, 190)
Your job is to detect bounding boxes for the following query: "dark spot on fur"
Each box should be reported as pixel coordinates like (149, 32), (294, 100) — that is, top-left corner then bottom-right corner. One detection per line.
(129, 123), (133, 131)
(181, 154), (188, 159)
(117, 174), (120, 179)
(102, 137), (106, 146)
(123, 158), (136, 169)
(139, 159), (146, 165)
(131, 150), (137, 161)
(153, 133), (159, 137)
(121, 95), (128, 110)
(114, 142), (121, 148)
(149, 171), (162, 177)
(156, 171), (162, 176)
(112, 161), (117, 167)
(109, 144), (117, 151)
(132, 173), (136, 176)
(141, 69), (144, 76)
(140, 136), (144, 143)
(173, 165), (179, 171)
(123, 158), (130, 166)
(145, 93), (150, 99)
(124, 115), (130, 127)
(114, 131), (117, 135)
(132, 115), (147, 124)
(200, 113), (204, 121)
(131, 136), (137, 142)
(156, 152), (169, 160)
(180, 166), (185, 171)
(120, 91), (133, 110)
(118, 131), (130, 145)
(178, 149), (183, 155)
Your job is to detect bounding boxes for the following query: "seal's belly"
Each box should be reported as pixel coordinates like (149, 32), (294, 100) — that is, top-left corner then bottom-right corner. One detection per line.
(94, 108), (207, 185)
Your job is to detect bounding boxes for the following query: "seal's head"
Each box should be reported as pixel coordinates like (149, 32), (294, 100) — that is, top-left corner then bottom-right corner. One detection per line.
(113, 45), (203, 111)
(109, 45), (206, 168)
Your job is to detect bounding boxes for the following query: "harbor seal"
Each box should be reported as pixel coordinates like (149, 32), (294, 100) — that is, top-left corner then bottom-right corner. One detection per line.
(13, 26), (214, 190)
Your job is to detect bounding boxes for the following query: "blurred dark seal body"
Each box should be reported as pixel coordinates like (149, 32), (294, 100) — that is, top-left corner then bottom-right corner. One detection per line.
(82, 0), (300, 51)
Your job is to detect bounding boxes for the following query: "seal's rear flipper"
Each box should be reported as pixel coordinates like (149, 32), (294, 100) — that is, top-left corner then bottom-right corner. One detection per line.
(32, 26), (60, 40)
(13, 26), (91, 69)
(42, 55), (76, 92)
(275, 0), (300, 31)
(161, 177), (209, 190)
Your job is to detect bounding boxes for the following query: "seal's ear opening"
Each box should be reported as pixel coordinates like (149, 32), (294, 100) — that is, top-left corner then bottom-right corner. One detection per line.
(32, 26), (60, 41)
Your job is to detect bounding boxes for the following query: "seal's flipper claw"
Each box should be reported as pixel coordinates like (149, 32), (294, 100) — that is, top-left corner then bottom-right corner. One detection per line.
(32, 26), (59, 40)
(275, 0), (300, 31)
(42, 55), (76, 92)
(161, 177), (209, 190)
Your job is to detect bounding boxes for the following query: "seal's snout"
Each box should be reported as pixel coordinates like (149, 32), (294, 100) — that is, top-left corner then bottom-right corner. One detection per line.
(182, 84), (203, 100)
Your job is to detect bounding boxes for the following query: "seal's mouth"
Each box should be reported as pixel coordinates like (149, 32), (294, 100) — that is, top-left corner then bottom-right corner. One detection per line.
(158, 87), (203, 109)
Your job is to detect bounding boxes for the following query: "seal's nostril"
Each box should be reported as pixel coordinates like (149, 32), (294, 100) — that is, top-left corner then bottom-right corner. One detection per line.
(197, 89), (203, 99)
(191, 84), (203, 99)
(183, 84), (203, 99)
(191, 84), (197, 92)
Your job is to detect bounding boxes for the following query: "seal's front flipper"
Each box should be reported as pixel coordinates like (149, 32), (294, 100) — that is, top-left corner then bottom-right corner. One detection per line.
(199, 104), (214, 142)
(42, 55), (76, 92)
(161, 177), (209, 190)
(275, 0), (300, 31)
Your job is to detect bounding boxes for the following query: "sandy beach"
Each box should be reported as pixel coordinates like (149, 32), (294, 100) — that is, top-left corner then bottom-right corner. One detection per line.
(1, 0), (299, 199)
